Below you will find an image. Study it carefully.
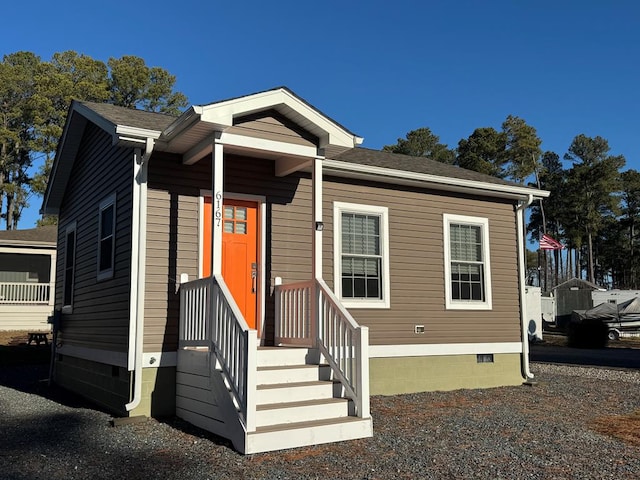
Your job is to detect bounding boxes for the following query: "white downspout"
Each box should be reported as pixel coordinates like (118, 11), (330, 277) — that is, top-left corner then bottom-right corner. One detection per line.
(126, 138), (154, 412)
(516, 194), (534, 380)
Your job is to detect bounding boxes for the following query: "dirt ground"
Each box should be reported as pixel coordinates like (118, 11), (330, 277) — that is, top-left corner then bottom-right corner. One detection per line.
(0, 330), (39, 346)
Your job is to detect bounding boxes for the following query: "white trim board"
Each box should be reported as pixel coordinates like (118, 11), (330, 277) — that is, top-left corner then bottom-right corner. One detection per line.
(56, 345), (177, 368)
(369, 342), (523, 358)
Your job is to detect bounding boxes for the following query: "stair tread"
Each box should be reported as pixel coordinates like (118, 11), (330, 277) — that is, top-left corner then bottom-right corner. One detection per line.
(257, 364), (328, 371)
(250, 416), (370, 434)
(256, 397), (348, 411)
(257, 380), (336, 390)
(258, 346), (311, 351)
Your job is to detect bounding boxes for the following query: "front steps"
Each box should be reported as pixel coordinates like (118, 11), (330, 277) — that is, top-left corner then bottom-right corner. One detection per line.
(245, 347), (373, 454)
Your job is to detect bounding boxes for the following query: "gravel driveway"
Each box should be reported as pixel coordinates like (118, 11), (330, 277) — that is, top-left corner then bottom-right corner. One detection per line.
(1, 362), (639, 480)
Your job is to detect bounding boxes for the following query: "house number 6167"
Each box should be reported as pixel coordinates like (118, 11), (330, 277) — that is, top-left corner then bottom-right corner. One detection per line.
(214, 191), (222, 227)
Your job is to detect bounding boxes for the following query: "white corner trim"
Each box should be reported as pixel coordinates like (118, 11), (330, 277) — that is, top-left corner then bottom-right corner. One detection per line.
(369, 342), (523, 358)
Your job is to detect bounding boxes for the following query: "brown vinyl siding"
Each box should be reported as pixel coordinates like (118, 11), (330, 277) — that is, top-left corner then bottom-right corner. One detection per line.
(229, 110), (318, 147)
(145, 150), (520, 350)
(321, 176), (521, 346)
(145, 153), (313, 351)
(55, 123), (133, 352)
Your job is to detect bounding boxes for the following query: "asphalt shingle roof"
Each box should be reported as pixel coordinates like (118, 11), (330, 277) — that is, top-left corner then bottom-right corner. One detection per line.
(333, 147), (523, 188)
(78, 101), (176, 132)
(76, 100), (531, 190)
(0, 225), (58, 245)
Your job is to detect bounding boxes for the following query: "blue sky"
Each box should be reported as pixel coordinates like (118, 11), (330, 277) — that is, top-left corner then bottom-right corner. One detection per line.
(3, 0), (639, 228)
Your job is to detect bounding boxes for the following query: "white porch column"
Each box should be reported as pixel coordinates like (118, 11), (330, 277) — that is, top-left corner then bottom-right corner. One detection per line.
(312, 155), (324, 280)
(211, 135), (224, 276)
(48, 251), (57, 307)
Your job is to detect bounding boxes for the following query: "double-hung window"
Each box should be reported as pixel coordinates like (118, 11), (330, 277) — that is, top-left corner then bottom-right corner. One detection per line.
(62, 222), (77, 313)
(97, 194), (116, 280)
(334, 202), (390, 308)
(443, 214), (492, 310)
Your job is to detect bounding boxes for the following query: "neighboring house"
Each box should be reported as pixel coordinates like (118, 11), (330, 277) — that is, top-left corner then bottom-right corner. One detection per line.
(0, 225), (57, 331)
(42, 87), (549, 453)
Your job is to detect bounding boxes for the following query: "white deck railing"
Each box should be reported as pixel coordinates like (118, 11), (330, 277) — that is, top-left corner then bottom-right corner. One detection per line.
(179, 275), (257, 431)
(0, 282), (52, 304)
(274, 280), (314, 346)
(275, 279), (370, 418)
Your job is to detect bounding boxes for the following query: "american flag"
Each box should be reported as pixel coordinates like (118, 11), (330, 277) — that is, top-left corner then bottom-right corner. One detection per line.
(540, 233), (564, 250)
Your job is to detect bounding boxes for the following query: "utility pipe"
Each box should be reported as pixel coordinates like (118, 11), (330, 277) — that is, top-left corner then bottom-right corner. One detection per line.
(516, 194), (535, 380)
(126, 138), (154, 412)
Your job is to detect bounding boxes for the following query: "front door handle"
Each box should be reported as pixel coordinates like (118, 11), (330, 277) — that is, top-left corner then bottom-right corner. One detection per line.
(251, 263), (257, 293)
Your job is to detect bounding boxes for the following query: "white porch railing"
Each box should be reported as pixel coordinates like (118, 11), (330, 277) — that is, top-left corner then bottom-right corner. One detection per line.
(275, 279), (370, 418)
(179, 275), (257, 432)
(0, 282), (52, 304)
(274, 280), (314, 346)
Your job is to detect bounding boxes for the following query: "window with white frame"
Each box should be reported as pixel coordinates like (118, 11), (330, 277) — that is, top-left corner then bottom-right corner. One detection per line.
(443, 214), (492, 310)
(97, 194), (116, 280)
(63, 222), (77, 312)
(334, 202), (390, 308)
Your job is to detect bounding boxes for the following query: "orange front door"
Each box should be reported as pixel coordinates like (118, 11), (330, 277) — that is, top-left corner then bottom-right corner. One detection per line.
(203, 197), (259, 329)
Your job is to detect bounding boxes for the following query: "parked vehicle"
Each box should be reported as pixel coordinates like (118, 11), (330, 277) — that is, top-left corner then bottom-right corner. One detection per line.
(572, 297), (640, 340)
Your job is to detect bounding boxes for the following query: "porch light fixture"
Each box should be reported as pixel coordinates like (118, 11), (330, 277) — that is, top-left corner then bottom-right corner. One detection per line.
(315, 221), (324, 231)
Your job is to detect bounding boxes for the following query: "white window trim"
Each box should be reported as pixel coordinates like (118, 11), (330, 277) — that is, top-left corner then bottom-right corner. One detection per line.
(443, 213), (492, 310)
(62, 221), (77, 314)
(97, 193), (116, 281)
(333, 202), (390, 309)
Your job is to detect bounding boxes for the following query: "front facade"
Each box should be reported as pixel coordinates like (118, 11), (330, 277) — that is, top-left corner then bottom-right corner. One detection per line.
(0, 226), (57, 331)
(43, 88), (548, 452)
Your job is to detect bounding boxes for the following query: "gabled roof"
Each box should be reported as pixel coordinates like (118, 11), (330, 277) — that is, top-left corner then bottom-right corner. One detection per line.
(42, 87), (549, 215)
(553, 277), (605, 291)
(0, 225), (58, 247)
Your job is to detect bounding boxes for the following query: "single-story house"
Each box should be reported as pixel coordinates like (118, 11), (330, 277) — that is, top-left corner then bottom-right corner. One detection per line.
(0, 225), (57, 331)
(42, 87), (549, 453)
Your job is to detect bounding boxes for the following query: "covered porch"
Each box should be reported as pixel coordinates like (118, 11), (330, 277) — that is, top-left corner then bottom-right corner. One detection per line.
(0, 226), (57, 331)
(165, 89), (372, 453)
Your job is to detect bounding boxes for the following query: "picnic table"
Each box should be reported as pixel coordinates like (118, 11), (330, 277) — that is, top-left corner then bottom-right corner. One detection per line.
(27, 332), (49, 346)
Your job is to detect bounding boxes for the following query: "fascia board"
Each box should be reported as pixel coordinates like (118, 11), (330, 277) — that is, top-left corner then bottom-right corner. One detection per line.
(72, 102), (118, 137)
(115, 125), (162, 140)
(323, 159), (550, 200)
(160, 106), (202, 141)
(199, 89), (359, 148)
(41, 107), (88, 215)
(219, 131), (318, 158)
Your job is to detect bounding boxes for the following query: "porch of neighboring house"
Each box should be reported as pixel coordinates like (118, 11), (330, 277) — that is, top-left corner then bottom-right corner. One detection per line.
(0, 227), (57, 331)
(173, 144), (372, 454)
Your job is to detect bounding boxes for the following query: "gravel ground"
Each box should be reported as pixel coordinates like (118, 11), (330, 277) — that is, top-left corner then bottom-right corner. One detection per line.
(1, 362), (640, 480)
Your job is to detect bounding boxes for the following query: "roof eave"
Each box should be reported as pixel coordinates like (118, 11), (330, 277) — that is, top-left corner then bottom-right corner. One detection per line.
(41, 102), (162, 215)
(323, 159), (550, 201)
